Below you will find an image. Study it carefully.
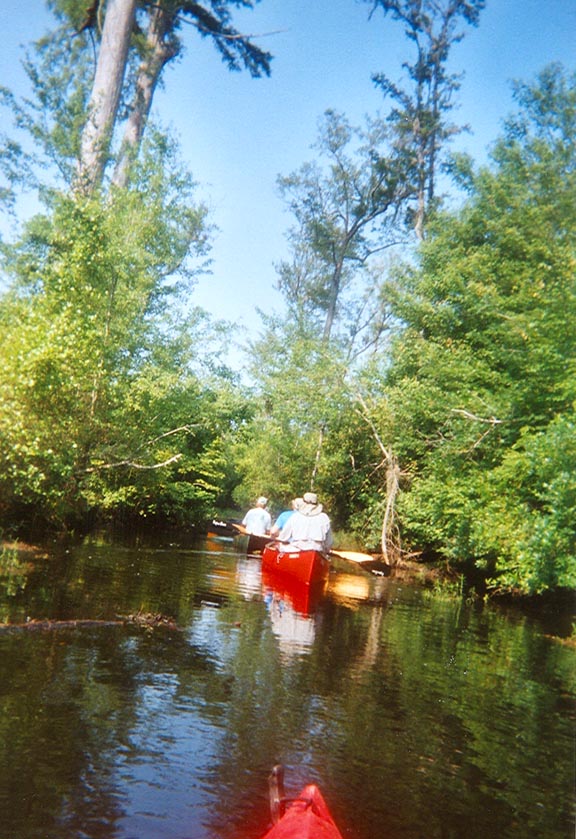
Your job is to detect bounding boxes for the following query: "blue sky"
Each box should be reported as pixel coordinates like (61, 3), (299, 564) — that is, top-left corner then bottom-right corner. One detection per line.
(1, 0), (575, 362)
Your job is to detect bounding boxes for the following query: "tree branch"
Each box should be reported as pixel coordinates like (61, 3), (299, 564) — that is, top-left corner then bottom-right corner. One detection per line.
(451, 408), (503, 424)
(83, 425), (197, 473)
(84, 453), (183, 473)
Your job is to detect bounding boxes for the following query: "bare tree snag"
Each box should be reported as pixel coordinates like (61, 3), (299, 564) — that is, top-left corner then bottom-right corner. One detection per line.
(76, 0), (137, 193)
(112, 3), (179, 188)
(353, 391), (400, 564)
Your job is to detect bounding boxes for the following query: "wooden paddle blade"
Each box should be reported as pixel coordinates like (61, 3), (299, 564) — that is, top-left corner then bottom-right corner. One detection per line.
(330, 549), (374, 563)
(228, 522), (247, 534)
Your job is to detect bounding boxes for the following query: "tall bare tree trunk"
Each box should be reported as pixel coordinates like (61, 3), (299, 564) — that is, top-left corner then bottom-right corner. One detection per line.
(112, 4), (178, 188)
(382, 457), (400, 558)
(76, 0), (137, 193)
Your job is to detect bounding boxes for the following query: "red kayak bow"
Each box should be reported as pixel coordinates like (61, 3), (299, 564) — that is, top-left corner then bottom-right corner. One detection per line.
(262, 767), (344, 839)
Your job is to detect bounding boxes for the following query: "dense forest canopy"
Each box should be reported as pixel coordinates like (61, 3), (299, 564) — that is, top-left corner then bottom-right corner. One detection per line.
(0, 0), (574, 597)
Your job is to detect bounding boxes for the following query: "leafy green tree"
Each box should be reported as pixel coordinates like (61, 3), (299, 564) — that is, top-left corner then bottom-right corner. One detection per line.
(232, 313), (401, 552)
(0, 132), (242, 530)
(276, 109), (409, 346)
(365, 0), (485, 238)
(231, 318), (351, 514)
(0, 1), (268, 531)
(235, 0), (486, 550)
(234, 111), (410, 539)
(372, 65), (576, 593)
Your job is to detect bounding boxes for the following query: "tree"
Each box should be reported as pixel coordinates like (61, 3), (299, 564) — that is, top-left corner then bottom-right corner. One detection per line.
(0, 0), (273, 531)
(372, 65), (576, 593)
(276, 110), (410, 346)
(235, 0), (486, 553)
(112, 0), (272, 188)
(1, 2), (272, 198)
(232, 318), (354, 513)
(365, 0), (485, 239)
(73, 0), (272, 192)
(233, 111), (409, 537)
(0, 131), (243, 530)
(76, 0), (137, 192)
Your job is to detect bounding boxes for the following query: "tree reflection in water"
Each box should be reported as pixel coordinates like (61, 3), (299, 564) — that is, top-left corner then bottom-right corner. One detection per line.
(0, 536), (573, 839)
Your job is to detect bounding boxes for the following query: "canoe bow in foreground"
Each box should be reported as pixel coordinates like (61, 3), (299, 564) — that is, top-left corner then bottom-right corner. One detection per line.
(262, 766), (344, 839)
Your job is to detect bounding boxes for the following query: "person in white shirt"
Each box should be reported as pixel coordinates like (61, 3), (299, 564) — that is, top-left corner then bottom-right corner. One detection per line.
(270, 497), (304, 536)
(278, 492), (333, 552)
(242, 496), (272, 535)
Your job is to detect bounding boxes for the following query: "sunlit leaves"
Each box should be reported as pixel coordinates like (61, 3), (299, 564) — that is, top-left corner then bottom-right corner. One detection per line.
(0, 131), (243, 529)
(377, 66), (576, 593)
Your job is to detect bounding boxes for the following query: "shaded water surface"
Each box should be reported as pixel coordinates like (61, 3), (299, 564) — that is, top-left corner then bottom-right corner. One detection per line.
(0, 535), (573, 838)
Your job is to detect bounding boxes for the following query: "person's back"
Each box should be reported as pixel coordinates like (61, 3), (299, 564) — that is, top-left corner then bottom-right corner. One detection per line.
(278, 493), (332, 552)
(242, 496), (272, 535)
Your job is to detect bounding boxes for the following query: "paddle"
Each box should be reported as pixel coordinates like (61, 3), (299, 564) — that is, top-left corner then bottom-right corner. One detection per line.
(218, 520), (375, 564)
(211, 519), (245, 535)
(228, 522), (248, 535)
(329, 549), (375, 564)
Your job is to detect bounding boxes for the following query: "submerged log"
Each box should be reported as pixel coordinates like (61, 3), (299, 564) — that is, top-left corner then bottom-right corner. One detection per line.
(0, 612), (181, 633)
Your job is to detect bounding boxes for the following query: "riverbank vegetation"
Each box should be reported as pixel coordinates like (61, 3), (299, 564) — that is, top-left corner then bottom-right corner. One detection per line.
(0, 1), (574, 598)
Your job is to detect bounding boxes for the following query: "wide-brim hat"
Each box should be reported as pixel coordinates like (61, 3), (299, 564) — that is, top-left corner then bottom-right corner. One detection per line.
(300, 491), (323, 516)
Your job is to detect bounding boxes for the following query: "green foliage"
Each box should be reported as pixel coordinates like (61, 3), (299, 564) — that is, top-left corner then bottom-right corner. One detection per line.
(375, 66), (576, 593)
(0, 133), (242, 531)
(231, 319), (352, 514)
(0, 1), (269, 534)
(366, 0), (485, 235)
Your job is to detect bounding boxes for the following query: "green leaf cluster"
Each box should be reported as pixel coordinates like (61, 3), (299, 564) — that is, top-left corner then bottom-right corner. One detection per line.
(0, 133), (241, 532)
(376, 66), (576, 593)
(235, 67), (575, 595)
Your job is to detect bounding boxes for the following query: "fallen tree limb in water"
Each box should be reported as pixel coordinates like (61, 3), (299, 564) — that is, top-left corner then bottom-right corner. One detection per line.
(0, 612), (181, 632)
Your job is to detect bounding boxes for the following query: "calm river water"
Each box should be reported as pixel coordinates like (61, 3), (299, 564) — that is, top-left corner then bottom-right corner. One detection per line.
(0, 534), (573, 839)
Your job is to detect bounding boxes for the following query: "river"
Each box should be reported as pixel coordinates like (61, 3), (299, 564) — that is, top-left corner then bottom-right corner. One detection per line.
(0, 533), (573, 838)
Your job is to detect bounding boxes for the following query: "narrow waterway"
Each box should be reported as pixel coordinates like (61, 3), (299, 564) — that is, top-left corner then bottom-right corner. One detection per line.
(0, 534), (573, 838)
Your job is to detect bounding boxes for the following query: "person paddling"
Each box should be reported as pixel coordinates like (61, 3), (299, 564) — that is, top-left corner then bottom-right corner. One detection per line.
(242, 496), (272, 536)
(278, 492), (333, 552)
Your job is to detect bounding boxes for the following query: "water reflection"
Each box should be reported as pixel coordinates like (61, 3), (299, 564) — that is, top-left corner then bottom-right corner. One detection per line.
(262, 568), (325, 657)
(0, 535), (573, 839)
(327, 571), (371, 606)
(235, 556), (262, 600)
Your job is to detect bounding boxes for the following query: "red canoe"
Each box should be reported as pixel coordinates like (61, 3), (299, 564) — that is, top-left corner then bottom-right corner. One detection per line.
(261, 544), (330, 586)
(262, 772), (344, 839)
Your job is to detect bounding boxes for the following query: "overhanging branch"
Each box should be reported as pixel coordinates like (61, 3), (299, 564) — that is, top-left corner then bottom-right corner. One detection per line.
(84, 453), (183, 473)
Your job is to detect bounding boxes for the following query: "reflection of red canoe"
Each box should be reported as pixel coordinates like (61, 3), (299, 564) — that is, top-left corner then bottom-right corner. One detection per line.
(262, 767), (343, 839)
(261, 567), (325, 616)
(261, 544), (330, 586)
